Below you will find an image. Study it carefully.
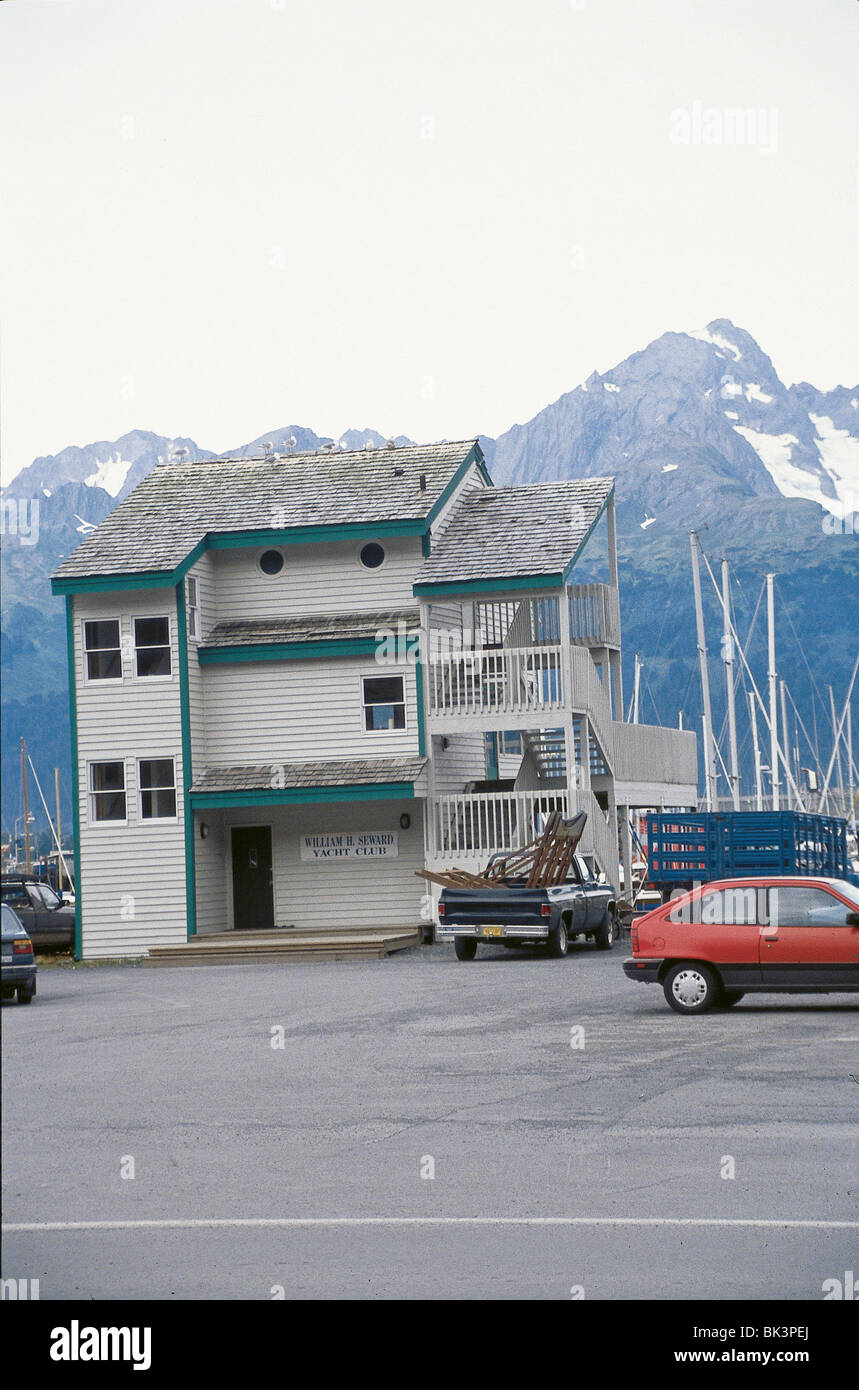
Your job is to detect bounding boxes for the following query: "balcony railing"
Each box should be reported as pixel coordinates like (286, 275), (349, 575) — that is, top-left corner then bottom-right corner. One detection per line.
(427, 789), (569, 859)
(568, 584), (621, 648)
(610, 721), (698, 790)
(428, 646), (565, 719)
(426, 787), (619, 887)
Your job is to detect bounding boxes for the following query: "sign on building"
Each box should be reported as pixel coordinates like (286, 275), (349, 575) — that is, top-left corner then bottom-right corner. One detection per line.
(300, 832), (399, 861)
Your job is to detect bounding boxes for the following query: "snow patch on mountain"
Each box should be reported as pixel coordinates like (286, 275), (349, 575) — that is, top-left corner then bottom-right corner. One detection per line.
(720, 376), (744, 399)
(732, 424), (845, 517)
(84, 452), (134, 497)
(744, 383), (773, 403)
(810, 413), (859, 508)
(689, 325), (742, 360)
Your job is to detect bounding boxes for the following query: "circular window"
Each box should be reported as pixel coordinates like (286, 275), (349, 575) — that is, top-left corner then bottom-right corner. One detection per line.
(360, 542), (385, 569)
(259, 549), (284, 576)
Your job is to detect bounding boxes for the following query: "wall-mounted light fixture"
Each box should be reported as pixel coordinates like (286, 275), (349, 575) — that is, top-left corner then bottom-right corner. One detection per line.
(440, 737), (450, 751)
(200, 823), (210, 840)
(399, 813), (411, 830)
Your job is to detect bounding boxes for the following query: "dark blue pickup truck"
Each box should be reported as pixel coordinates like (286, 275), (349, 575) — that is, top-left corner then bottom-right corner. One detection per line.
(437, 851), (617, 960)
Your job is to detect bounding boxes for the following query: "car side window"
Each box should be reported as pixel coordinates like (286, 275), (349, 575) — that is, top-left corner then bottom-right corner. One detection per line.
(769, 886), (853, 927)
(26, 886), (45, 909)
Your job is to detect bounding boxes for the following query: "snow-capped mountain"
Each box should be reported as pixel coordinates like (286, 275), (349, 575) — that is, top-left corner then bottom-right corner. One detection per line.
(487, 318), (859, 528)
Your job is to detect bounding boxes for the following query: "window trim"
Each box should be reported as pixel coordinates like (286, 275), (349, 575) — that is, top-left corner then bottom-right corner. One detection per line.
(361, 671), (407, 735)
(87, 759), (128, 827)
(133, 614), (174, 680)
(258, 548), (285, 577)
(186, 576), (199, 641)
(357, 538), (387, 571)
(137, 756), (178, 823)
(82, 616), (124, 685)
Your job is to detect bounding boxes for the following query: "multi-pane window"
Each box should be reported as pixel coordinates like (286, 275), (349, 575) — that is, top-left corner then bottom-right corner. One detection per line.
(84, 619), (122, 681)
(363, 675), (406, 731)
(187, 577), (199, 640)
(134, 617), (172, 677)
(89, 762), (126, 822)
(139, 758), (177, 820)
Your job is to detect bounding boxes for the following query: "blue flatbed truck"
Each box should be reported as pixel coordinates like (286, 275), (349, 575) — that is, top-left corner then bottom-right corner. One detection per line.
(645, 811), (858, 896)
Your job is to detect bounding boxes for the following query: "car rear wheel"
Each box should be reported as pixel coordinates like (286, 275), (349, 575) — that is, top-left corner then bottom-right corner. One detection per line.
(547, 920), (569, 958)
(593, 906), (616, 951)
(2, 987), (15, 1000)
(454, 936), (478, 961)
(17, 983), (35, 1005)
(663, 962), (719, 1015)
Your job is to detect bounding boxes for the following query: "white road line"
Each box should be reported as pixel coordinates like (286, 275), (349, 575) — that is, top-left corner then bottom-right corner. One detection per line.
(3, 1217), (857, 1233)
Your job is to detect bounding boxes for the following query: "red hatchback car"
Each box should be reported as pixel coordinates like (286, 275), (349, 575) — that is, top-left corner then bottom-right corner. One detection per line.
(624, 876), (859, 1014)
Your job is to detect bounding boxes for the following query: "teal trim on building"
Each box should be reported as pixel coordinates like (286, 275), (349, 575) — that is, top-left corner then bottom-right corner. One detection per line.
(190, 782), (417, 811)
(414, 572), (565, 597)
(415, 657), (426, 757)
(64, 596), (83, 961)
(198, 638), (381, 665)
(176, 579), (197, 938)
(206, 519), (425, 550)
(424, 445), (491, 527)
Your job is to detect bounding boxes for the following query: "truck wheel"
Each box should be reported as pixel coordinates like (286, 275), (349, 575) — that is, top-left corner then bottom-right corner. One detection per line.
(454, 937), (478, 961)
(17, 983), (35, 1005)
(663, 962), (719, 1015)
(593, 907), (616, 951)
(547, 920), (569, 958)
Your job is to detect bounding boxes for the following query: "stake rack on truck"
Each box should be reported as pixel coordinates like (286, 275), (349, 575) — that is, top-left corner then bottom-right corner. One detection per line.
(424, 810), (617, 961)
(645, 811), (858, 896)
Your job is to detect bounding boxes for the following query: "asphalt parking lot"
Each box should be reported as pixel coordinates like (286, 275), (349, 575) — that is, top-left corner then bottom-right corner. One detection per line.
(2, 941), (857, 1299)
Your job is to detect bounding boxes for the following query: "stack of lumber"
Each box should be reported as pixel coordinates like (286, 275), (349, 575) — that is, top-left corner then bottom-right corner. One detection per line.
(418, 810), (587, 891)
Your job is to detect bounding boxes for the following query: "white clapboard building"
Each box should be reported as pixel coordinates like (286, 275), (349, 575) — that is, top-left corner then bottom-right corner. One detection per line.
(52, 439), (697, 958)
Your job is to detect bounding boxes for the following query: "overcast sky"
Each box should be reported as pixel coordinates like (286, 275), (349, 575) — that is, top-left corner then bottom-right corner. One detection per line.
(1, 0), (856, 482)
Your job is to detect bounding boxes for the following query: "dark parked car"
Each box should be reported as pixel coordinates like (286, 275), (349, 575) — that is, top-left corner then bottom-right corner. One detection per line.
(1, 902), (37, 1004)
(0, 875), (75, 951)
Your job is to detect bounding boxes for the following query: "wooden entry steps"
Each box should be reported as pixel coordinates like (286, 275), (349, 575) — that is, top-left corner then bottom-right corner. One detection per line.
(143, 926), (422, 967)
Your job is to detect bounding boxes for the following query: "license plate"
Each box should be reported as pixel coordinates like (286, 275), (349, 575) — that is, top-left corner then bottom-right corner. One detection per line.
(482, 926), (502, 938)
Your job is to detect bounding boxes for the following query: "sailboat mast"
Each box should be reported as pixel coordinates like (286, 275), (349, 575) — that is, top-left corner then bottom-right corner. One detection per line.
(766, 574), (780, 811)
(829, 685), (846, 818)
(748, 690), (763, 810)
(721, 559), (740, 809)
(21, 737), (32, 873)
(848, 701), (856, 834)
(633, 654), (641, 724)
(780, 680), (792, 810)
(691, 533), (718, 811)
(55, 767), (62, 889)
